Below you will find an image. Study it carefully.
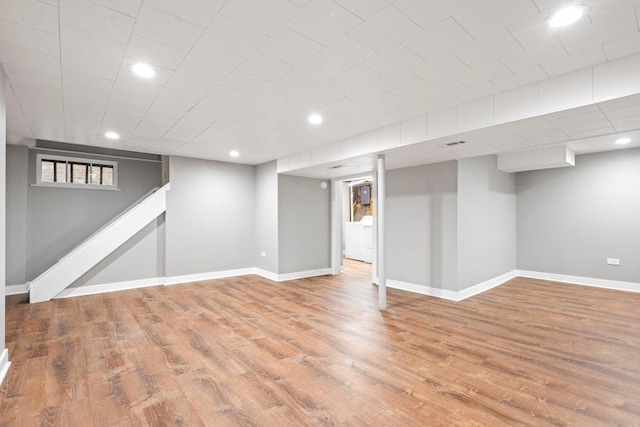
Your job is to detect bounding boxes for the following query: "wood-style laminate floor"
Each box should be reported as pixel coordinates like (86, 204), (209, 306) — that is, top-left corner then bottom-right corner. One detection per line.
(2, 260), (640, 426)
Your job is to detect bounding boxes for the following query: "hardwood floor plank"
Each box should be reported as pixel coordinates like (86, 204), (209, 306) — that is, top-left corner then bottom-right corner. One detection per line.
(2, 260), (640, 425)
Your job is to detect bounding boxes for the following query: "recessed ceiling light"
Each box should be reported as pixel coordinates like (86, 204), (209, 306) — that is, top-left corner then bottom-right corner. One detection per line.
(549, 5), (585, 28)
(229, 150), (240, 157)
(132, 62), (156, 78)
(104, 131), (120, 140)
(616, 137), (631, 145)
(308, 113), (323, 125)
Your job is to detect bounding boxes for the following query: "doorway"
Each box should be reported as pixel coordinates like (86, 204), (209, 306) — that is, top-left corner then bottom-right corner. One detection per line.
(331, 175), (375, 283)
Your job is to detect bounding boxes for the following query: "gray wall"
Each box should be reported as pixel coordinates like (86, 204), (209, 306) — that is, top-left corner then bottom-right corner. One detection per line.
(165, 156), (255, 277)
(278, 174), (331, 274)
(1, 67), (7, 355)
(517, 148), (640, 283)
(5, 144), (163, 287)
(6, 145), (27, 286)
(386, 161), (458, 290)
(457, 155), (517, 290)
(254, 161), (278, 273)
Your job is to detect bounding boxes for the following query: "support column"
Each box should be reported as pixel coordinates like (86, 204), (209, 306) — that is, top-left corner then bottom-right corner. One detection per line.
(377, 155), (386, 310)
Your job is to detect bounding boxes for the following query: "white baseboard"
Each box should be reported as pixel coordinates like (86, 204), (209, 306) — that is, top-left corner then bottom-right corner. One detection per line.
(374, 270), (518, 302)
(275, 268), (333, 282)
(56, 277), (165, 299)
(254, 268), (279, 281)
(517, 270), (640, 293)
(0, 348), (10, 386)
(165, 268), (255, 286)
(6, 284), (28, 295)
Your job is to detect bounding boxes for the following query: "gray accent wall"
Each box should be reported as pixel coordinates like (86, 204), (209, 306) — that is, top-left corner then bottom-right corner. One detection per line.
(517, 148), (640, 283)
(278, 174), (331, 274)
(6, 145), (27, 286)
(386, 161), (458, 290)
(254, 161), (278, 274)
(5, 144), (163, 287)
(165, 156), (255, 277)
(457, 155), (517, 290)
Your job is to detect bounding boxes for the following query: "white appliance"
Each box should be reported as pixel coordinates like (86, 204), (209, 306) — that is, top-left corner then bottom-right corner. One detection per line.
(344, 215), (373, 263)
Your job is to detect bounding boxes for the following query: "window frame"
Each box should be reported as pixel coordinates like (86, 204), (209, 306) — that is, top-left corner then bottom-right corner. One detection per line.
(36, 153), (119, 190)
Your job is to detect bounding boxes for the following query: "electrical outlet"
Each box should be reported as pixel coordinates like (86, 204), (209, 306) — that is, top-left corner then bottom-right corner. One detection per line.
(261, 251), (266, 257)
(607, 258), (620, 266)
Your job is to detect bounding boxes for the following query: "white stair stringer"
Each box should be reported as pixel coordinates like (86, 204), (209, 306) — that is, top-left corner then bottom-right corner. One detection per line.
(29, 183), (170, 303)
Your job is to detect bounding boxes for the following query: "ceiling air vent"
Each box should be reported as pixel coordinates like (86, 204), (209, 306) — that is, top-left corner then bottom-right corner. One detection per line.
(445, 140), (466, 147)
(329, 165), (345, 169)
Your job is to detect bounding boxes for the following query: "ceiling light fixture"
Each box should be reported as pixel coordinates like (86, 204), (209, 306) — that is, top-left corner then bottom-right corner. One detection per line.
(308, 113), (323, 125)
(132, 62), (156, 78)
(229, 150), (240, 157)
(104, 131), (120, 140)
(616, 137), (631, 145)
(549, 5), (585, 28)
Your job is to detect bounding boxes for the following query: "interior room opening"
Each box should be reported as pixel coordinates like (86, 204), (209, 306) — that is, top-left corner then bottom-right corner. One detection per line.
(340, 176), (374, 280)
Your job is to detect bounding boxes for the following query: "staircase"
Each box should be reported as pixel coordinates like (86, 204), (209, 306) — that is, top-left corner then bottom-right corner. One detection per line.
(29, 183), (170, 303)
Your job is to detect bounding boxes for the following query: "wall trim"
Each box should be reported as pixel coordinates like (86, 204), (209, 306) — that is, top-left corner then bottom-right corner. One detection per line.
(6, 284), (28, 295)
(56, 277), (165, 299)
(7, 267), (335, 301)
(517, 270), (640, 293)
(275, 268), (333, 282)
(375, 270), (518, 301)
(165, 268), (256, 286)
(0, 349), (10, 386)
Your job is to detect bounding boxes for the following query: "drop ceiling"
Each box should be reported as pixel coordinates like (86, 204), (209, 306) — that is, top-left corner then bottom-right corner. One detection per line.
(2, 0), (640, 166)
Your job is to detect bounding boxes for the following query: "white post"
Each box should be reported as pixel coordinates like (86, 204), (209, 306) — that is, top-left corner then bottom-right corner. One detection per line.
(330, 179), (341, 275)
(377, 155), (387, 310)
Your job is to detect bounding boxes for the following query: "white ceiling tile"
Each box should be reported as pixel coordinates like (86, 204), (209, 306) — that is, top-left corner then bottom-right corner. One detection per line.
(308, 81), (356, 102)
(287, 0), (362, 46)
(0, 42), (61, 73)
(333, 65), (385, 90)
(172, 63), (225, 90)
(454, 0), (540, 40)
(62, 69), (114, 93)
(453, 81), (502, 103)
(558, 10), (638, 55)
(185, 42), (244, 75)
(334, 0), (391, 20)
(133, 5), (203, 51)
(348, 86), (393, 105)
(200, 14), (267, 58)
(454, 30), (523, 68)
(160, 79), (207, 102)
(0, 0), (59, 34)
(143, 0), (225, 27)
(237, 52), (294, 82)
(220, 0), (300, 35)
(249, 90), (292, 107)
(289, 58), (343, 86)
(364, 46), (426, 77)
(60, 0), (134, 43)
(541, 46), (607, 77)
(146, 103), (188, 121)
(126, 39), (185, 72)
(221, 71), (270, 94)
(313, 36), (376, 71)
(207, 85), (251, 105)
(260, 27), (324, 65)
(403, 18), (474, 62)
(0, 19), (59, 56)
(348, 6), (422, 52)
(500, 38), (567, 73)
(154, 91), (198, 111)
(134, 121), (172, 138)
(61, 25), (126, 63)
(87, 0), (141, 17)
(491, 65), (548, 91)
(394, 0), (478, 30)
(62, 50), (120, 80)
(603, 32), (640, 61)
(268, 76), (316, 97)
